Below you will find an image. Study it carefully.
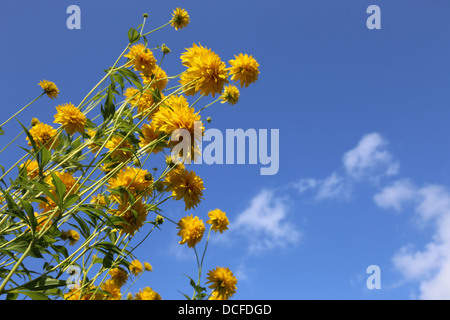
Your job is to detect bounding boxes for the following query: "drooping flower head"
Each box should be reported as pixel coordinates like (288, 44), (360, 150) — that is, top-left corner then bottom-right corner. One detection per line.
(54, 103), (87, 135)
(206, 267), (237, 300)
(180, 43), (229, 97)
(124, 44), (157, 76)
(164, 164), (205, 210)
(220, 85), (240, 105)
(228, 53), (260, 88)
(38, 80), (59, 99)
(177, 215), (205, 248)
(171, 8), (190, 30)
(129, 260), (144, 276)
(206, 209), (229, 233)
(109, 267), (128, 288)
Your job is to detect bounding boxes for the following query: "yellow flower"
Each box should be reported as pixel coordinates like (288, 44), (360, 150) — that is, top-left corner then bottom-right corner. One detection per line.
(124, 44), (157, 76)
(209, 290), (226, 300)
(105, 135), (134, 163)
(228, 53), (260, 88)
(20, 160), (40, 180)
(34, 213), (53, 233)
(27, 122), (59, 150)
(108, 166), (153, 200)
(112, 200), (148, 236)
(129, 260), (144, 276)
(53, 103), (86, 135)
(144, 262), (153, 272)
(90, 194), (107, 207)
(206, 209), (229, 233)
(177, 215), (205, 248)
(134, 287), (162, 300)
(141, 67), (168, 92)
(171, 8), (190, 30)
(64, 285), (103, 300)
(206, 267), (237, 300)
(66, 229), (80, 246)
(164, 164), (205, 210)
(31, 118), (40, 127)
(101, 279), (122, 300)
(124, 87), (162, 118)
(220, 85), (240, 105)
(139, 123), (165, 154)
(180, 44), (229, 97)
(109, 267), (128, 288)
(38, 80), (59, 99)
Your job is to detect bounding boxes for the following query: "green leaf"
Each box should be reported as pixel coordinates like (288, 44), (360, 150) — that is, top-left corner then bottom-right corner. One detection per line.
(127, 27), (140, 44)
(12, 277), (68, 292)
(50, 172), (66, 205)
(18, 290), (50, 300)
(19, 198), (37, 234)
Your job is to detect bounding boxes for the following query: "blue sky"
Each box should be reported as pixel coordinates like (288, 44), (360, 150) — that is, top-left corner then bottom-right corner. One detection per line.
(1, 0), (450, 300)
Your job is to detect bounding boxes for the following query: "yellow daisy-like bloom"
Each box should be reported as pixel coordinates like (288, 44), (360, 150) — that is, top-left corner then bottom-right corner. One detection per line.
(101, 279), (122, 300)
(206, 267), (237, 300)
(141, 67), (168, 92)
(164, 164), (205, 210)
(134, 287), (162, 300)
(20, 160), (40, 180)
(108, 166), (153, 200)
(112, 200), (148, 236)
(171, 8), (190, 30)
(66, 229), (80, 246)
(206, 209), (229, 233)
(124, 87), (162, 118)
(177, 215), (205, 248)
(124, 44), (157, 76)
(54, 103), (87, 135)
(129, 260), (144, 276)
(105, 135), (134, 163)
(27, 122), (59, 150)
(64, 285), (104, 300)
(109, 267), (128, 288)
(139, 123), (165, 154)
(209, 290), (226, 300)
(39, 171), (79, 213)
(180, 44), (229, 97)
(220, 85), (240, 105)
(228, 53), (260, 88)
(144, 262), (153, 272)
(38, 80), (59, 99)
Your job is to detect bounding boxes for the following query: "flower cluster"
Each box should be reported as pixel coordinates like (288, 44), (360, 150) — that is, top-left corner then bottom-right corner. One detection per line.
(0, 7), (258, 300)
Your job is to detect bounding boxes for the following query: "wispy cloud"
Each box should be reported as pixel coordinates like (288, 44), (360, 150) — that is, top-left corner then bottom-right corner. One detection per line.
(230, 189), (301, 255)
(294, 132), (398, 201)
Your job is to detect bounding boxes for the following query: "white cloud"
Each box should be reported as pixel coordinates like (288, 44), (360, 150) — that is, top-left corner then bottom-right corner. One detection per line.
(294, 132), (398, 201)
(373, 179), (417, 212)
(231, 189), (301, 254)
(342, 133), (399, 181)
(385, 183), (450, 299)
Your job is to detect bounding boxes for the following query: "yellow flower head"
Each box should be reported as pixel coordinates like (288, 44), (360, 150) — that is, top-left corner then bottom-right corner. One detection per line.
(64, 285), (103, 300)
(108, 166), (153, 200)
(139, 123), (165, 154)
(228, 53), (260, 88)
(101, 279), (122, 300)
(39, 171), (79, 213)
(20, 160), (40, 180)
(34, 213), (53, 233)
(90, 194), (107, 207)
(38, 80), (59, 99)
(27, 122), (59, 150)
(112, 200), (148, 236)
(171, 8), (190, 30)
(141, 67), (168, 92)
(206, 267), (237, 300)
(177, 215), (205, 248)
(164, 164), (205, 210)
(105, 135), (134, 163)
(109, 267), (128, 288)
(134, 287), (162, 300)
(144, 262), (153, 272)
(180, 44), (229, 97)
(124, 44), (157, 76)
(124, 87), (162, 118)
(129, 260), (144, 276)
(65, 229), (80, 246)
(54, 103), (87, 135)
(220, 85), (240, 105)
(206, 209), (229, 233)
